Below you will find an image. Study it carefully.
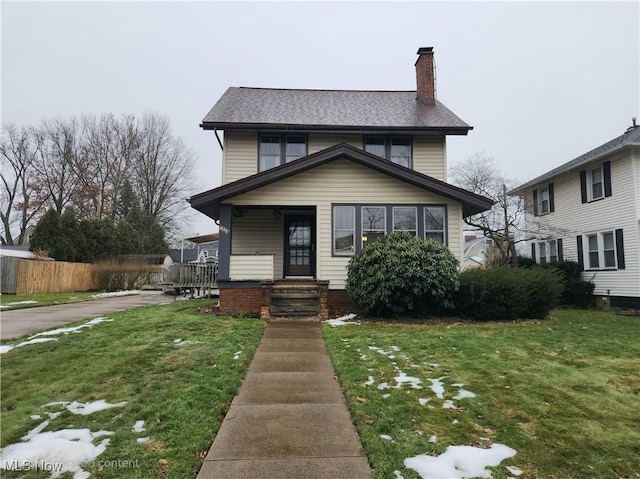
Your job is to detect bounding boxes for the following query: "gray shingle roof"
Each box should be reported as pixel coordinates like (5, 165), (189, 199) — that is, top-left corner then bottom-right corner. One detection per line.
(201, 87), (471, 132)
(510, 125), (640, 194)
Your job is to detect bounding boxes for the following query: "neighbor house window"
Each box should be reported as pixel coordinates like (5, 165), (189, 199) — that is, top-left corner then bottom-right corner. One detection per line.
(364, 136), (413, 168)
(535, 239), (561, 264)
(589, 166), (604, 200)
(581, 162), (611, 203)
(259, 134), (307, 171)
(393, 207), (417, 236)
(533, 183), (554, 216)
(362, 206), (386, 247)
(424, 206), (445, 244)
(586, 232), (616, 269)
(333, 206), (355, 255)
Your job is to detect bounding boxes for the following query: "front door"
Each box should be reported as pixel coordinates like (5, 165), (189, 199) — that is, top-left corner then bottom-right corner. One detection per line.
(284, 215), (315, 277)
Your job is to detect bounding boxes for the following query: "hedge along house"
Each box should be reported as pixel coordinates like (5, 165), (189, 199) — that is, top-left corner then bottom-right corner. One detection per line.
(189, 47), (493, 320)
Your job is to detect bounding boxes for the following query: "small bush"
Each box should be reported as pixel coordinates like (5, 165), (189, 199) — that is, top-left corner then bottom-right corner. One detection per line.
(346, 231), (459, 317)
(455, 267), (565, 320)
(563, 279), (596, 307)
(92, 260), (160, 291)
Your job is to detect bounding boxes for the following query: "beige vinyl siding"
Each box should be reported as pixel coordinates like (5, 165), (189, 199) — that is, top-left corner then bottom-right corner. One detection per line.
(308, 134), (362, 154)
(231, 210), (284, 279)
(227, 158), (464, 289)
(413, 136), (446, 180)
(525, 152), (639, 298)
(223, 132), (448, 184)
(230, 254), (275, 281)
(223, 131), (258, 184)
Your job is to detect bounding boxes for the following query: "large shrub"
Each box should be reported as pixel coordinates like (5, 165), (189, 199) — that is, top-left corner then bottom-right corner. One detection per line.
(455, 267), (565, 320)
(346, 231), (459, 317)
(520, 260), (595, 308)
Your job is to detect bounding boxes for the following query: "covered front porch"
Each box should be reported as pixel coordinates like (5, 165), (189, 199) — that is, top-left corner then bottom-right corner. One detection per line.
(218, 205), (317, 283)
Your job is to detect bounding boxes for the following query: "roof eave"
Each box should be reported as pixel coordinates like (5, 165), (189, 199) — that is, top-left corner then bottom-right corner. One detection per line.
(200, 122), (472, 136)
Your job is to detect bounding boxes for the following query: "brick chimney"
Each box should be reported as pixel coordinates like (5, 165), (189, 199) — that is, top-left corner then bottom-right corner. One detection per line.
(415, 47), (436, 104)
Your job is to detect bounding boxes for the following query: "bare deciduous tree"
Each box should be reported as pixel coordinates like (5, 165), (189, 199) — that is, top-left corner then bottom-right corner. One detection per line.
(134, 112), (196, 234)
(450, 152), (526, 266)
(1, 124), (46, 245)
(32, 117), (81, 215)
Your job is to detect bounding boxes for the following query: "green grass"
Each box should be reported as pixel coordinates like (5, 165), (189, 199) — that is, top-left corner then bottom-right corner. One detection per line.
(0, 292), (101, 310)
(323, 309), (640, 479)
(0, 301), (265, 478)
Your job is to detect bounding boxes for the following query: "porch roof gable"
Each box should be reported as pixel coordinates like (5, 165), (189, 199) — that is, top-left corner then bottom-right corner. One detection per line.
(188, 143), (493, 219)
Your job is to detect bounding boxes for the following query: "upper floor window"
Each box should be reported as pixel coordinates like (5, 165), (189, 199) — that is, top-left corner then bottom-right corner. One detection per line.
(364, 136), (412, 168)
(533, 183), (554, 216)
(259, 134), (307, 172)
(580, 161), (611, 203)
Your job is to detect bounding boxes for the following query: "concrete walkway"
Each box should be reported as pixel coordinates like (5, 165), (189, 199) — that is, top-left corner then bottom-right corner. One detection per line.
(197, 322), (372, 479)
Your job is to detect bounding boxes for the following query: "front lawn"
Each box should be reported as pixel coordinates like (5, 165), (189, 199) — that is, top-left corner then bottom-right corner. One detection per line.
(323, 309), (640, 479)
(0, 301), (265, 478)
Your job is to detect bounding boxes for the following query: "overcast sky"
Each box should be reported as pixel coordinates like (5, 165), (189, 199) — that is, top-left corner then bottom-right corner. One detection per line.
(2, 1), (639, 237)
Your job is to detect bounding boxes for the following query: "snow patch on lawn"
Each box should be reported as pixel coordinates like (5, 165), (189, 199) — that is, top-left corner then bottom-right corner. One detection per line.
(173, 338), (201, 347)
(0, 337), (58, 354)
(454, 389), (477, 400)
(380, 434), (393, 441)
(326, 313), (359, 327)
(44, 400), (127, 416)
(91, 290), (139, 299)
(136, 437), (150, 444)
(1, 317), (116, 354)
(395, 372), (422, 389)
(0, 399), (127, 479)
(0, 300), (38, 309)
(428, 377), (447, 399)
(404, 443), (517, 479)
(31, 317), (114, 338)
(233, 351), (242, 360)
(132, 420), (145, 433)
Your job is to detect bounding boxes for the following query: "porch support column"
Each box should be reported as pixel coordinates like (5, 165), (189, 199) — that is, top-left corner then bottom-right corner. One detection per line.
(218, 204), (232, 281)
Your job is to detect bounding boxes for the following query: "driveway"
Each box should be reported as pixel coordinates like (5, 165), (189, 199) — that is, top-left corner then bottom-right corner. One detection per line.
(0, 292), (174, 340)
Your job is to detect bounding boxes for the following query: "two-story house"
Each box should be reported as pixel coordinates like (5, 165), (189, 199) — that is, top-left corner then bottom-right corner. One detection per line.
(509, 122), (640, 308)
(189, 47), (493, 319)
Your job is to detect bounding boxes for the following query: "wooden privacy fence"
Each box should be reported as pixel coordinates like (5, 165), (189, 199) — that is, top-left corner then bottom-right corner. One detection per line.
(1, 258), (96, 295)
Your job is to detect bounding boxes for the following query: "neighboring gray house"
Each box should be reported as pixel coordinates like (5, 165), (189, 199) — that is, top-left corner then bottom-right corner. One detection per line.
(462, 235), (493, 270)
(509, 122), (640, 308)
(189, 47), (493, 319)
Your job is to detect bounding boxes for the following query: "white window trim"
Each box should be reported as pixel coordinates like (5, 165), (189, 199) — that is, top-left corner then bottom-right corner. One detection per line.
(584, 231), (617, 270)
(587, 165), (604, 201)
(536, 239), (558, 264)
(538, 186), (550, 215)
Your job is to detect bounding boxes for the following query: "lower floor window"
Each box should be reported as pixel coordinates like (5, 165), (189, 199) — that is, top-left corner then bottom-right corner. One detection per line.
(586, 232), (616, 269)
(536, 239), (558, 264)
(333, 206), (355, 255)
(333, 204), (447, 255)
